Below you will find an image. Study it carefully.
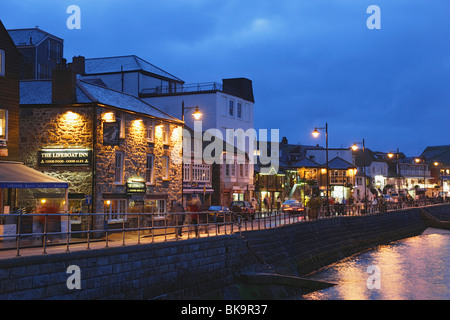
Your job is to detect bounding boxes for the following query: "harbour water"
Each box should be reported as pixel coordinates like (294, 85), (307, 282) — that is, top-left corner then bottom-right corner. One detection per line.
(302, 228), (450, 300)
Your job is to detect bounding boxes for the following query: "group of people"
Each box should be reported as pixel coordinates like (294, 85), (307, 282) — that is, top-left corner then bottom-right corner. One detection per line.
(169, 197), (203, 238)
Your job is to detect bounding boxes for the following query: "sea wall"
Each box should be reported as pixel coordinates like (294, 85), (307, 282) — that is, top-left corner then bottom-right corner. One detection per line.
(0, 204), (448, 300)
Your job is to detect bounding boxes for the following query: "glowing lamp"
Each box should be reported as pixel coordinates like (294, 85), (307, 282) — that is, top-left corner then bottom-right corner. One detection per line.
(312, 128), (319, 138)
(192, 106), (203, 120)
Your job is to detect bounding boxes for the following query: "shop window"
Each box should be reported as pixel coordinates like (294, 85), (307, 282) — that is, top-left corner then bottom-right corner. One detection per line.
(146, 154), (154, 184)
(104, 199), (127, 221)
(0, 49), (4, 77)
(115, 152), (124, 184)
(0, 109), (7, 140)
(144, 199), (166, 214)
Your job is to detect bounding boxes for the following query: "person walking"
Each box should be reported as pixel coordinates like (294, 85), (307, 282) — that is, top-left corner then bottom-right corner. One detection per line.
(188, 197), (202, 237)
(170, 201), (185, 238)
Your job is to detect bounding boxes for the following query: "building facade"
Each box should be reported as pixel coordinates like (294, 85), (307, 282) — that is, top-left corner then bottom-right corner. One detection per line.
(20, 62), (183, 232)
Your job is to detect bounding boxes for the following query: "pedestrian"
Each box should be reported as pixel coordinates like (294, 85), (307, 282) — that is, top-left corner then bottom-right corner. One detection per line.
(188, 197), (202, 237)
(263, 196), (269, 211)
(276, 196), (281, 211)
(251, 197), (257, 210)
(170, 201), (185, 238)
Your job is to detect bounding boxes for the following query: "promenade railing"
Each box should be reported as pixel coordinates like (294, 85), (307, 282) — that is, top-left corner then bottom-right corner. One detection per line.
(0, 198), (448, 256)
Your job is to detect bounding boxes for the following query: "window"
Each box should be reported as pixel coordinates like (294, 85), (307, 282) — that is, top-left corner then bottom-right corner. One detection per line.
(231, 163), (236, 176)
(163, 124), (169, 144)
(184, 163), (191, 181)
(146, 154), (154, 184)
(0, 109), (7, 140)
(0, 49), (5, 77)
(144, 199), (166, 214)
(245, 163), (249, 177)
(229, 100), (234, 117)
(104, 199), (127, 221)
(162, 156), (169, 180)
(237, 102), (242, 119)
(225, 164), (230, 176)
(147, 121), (154, 142)
(115, 152), (124, 184)
(116, 113), (125, 139)
(239, 164), (244, 177)
(192, 164), (210, 182)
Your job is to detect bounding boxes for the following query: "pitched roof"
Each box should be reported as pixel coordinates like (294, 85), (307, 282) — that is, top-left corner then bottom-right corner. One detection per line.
(20, 79), (182, 123)
(7, 28), (63, 46)
(328, 157), (356, 170)
(289, 157), (320, 168)
(84, 55), (183, 83)
(421, 145), (450, 165)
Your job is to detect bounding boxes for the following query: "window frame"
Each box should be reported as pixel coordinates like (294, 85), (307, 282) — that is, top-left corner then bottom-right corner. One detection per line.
(114, 152), (124, 184)
(0, 109), (8, 141)
(146, 154), (154, 185)
(162, 156), (169, 180)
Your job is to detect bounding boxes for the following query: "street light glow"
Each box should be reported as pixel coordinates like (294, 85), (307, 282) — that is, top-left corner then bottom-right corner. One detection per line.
(312, 128), (319, 138)
(192, 106), (203, 120)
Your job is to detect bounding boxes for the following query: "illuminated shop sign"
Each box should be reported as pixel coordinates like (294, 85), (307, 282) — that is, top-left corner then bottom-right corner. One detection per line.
(126, 181), (146, 194)
(38, 149), (92, 166)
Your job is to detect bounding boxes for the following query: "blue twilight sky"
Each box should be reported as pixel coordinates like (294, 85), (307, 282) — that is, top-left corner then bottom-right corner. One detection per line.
(1, 0), (449, 157)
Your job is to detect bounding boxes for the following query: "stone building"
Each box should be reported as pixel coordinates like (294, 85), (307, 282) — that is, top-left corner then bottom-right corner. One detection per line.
(19, 61), (183, 231)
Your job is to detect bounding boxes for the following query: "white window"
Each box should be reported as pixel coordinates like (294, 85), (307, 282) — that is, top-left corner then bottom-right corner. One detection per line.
(144, 199), (166, 214)
(0, 49), (5, 77)
(183, 163), (191, 181)
(147, 121), (154, 142)
(193, 164), (210, 182)
(104, 199), (127, 221)
(0, 109), (7, 140)
(116, 113), (126, 139)
(162, 124), (170, 145)
(162, 156), (169, 180)
(115, 152), (124, 184)
(146, 154), (154, 184)
(231, 163), (236, 176)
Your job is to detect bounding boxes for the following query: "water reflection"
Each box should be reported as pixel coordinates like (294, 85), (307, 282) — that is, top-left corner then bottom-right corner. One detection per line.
(303, 228), (450, 300)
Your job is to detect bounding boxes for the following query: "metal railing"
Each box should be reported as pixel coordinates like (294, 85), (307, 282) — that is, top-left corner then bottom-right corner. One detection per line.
(0, 198), (448, 257)
(140, 82), (223, 96)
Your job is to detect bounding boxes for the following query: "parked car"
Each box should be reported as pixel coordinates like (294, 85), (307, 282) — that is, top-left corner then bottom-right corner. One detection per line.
(207, 206), (230, 223)
(230, 201), (255, 220)
(281, 200), (304, 213)
(383, 195), (395, 203)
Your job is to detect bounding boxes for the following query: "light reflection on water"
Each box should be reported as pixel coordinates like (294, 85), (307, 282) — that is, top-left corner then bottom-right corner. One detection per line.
(303, 228), (450, 300)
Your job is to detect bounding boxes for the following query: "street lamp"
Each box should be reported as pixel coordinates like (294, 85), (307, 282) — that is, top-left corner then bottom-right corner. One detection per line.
(181, 101), (203, 209)
(415, 156), (427, 205)
(351, 139), (367, 212)
(312, 123), (329, 216)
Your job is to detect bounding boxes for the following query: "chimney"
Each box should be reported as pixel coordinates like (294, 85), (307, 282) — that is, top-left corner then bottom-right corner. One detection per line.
(52, 58), (77, 104)
(70, 55), (85, 75)
(222, 78), (255, 102)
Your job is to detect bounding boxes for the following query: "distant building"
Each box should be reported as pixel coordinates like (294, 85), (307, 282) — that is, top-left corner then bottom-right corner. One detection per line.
(421, 145), (450, 198)
(7, 27), (63, 80)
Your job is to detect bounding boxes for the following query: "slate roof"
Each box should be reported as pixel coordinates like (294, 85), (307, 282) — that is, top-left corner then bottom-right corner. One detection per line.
(20, 79), (182, 123)
(327, 157), (356, 170)
(421, 146), (450, 165)
(7, 28), (63, 46)
(289, 157), (320, 168)
(84, 55), (183, 83)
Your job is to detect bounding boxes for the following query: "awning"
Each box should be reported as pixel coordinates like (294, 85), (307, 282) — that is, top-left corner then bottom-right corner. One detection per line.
(0, 161), (69, 189)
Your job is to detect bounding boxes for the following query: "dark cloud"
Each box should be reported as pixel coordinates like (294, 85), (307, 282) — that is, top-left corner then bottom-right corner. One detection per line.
(1, 0), (448, 156)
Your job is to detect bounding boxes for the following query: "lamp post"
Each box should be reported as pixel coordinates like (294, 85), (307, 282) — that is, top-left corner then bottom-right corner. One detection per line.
(312, 123), (329, 216)
(351, 139), (367, 213)
(415, 156), (427, 205)
(388, 148), (401, 206)
(181, 101), (203, 209)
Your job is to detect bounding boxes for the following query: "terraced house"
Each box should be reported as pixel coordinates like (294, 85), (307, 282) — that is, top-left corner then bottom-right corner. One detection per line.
(19, 60), (183, 233)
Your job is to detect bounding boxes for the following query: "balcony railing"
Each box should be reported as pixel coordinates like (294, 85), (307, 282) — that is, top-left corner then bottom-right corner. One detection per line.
(140, 82), (223, 96)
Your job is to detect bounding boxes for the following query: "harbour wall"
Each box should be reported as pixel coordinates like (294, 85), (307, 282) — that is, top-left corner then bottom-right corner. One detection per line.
(0, 204), (448, 300)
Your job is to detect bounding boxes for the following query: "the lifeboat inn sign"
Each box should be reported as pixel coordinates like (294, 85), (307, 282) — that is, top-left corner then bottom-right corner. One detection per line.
(38, 149), (92, 166)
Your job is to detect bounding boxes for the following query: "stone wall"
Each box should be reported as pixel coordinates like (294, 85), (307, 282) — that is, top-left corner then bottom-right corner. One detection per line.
(0, 205), (448, 300)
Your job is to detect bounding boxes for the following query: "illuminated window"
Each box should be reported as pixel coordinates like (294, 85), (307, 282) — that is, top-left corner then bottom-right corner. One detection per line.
(104, 199), (127, 221)
(162, 124), (169, 144)
(116, 113), (125, 139)
(162, 156), (169, 180)
(147, 121), (154, 142)
(0, 109), (7, 140)
(146, 154), (154, 184)
(115, 152), (124, 184)
(0, 49), (4, 77)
